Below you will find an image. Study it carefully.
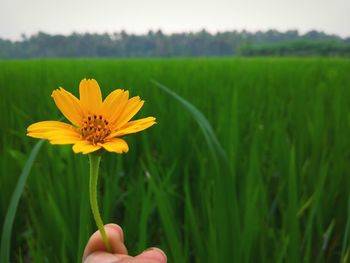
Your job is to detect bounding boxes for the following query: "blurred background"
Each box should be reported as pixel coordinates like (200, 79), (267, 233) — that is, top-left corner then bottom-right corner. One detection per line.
(1, 0), (350, 262)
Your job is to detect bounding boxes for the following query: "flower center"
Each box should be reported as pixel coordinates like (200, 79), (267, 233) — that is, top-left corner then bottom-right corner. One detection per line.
(81, 114), (111, 144)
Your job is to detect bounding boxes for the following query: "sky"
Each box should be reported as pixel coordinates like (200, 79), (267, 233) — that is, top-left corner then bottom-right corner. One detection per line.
(1, 0), (349, 40)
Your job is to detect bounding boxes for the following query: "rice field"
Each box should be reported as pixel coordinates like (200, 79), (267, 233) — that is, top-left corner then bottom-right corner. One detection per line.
(1, 58), (350, 262)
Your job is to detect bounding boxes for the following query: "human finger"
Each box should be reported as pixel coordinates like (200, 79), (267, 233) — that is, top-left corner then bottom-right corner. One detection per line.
(84, 251), (130, 263)
(82, 224), (128, 262)
(134, 247), (167, 263)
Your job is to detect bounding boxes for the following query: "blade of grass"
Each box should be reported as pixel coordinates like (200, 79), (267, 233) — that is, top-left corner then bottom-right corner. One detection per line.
(341, 195), (350, 262)
(142, 160), (185, 262)
(286, 146), (300, 263)
(0, 140), (44, 263)
(151, 79), (229, 170)
(151, 79), (240, 262)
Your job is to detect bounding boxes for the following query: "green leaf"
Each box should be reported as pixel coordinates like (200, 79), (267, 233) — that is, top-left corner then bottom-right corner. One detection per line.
(151, 80), (229, 171)
(0, 140), (44, 263)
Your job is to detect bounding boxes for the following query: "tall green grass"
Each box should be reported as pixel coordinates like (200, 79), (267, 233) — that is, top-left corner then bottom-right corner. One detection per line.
(1, 58), (350, 262)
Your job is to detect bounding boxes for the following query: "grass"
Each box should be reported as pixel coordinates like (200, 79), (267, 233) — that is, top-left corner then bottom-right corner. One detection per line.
(0, 57), (350, 262)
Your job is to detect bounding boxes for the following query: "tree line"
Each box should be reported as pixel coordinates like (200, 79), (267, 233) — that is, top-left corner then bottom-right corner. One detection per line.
(0, 29), (349, 58)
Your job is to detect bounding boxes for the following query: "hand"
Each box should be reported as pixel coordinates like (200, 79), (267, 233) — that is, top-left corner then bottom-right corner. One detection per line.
(83, 224), (167, 263)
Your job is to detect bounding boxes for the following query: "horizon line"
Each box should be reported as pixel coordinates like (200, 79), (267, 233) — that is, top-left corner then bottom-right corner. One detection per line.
(1, 28), (349, 42)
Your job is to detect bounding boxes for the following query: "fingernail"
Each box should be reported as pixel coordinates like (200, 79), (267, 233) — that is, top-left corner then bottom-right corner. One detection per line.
(106, 224), (124, 242)
(115, 226), (124, 243)
(143, 247), (167, 263)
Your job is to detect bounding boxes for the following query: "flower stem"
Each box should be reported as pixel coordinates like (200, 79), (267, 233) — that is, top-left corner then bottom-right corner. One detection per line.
(88, 154), (112, 252)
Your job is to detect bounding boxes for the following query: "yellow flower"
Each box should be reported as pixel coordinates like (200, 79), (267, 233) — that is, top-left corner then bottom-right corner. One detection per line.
(27, 79), (156, 154)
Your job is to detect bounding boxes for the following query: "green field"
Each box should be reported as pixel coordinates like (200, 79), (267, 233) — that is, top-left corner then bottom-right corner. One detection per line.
(1, 58), (350, 262)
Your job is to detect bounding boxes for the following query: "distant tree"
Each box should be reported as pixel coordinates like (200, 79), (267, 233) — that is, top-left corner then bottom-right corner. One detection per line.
(0, 29), (349, 58)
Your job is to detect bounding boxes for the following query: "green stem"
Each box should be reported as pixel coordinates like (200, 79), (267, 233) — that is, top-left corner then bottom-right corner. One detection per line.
(89, 154), (112, 252)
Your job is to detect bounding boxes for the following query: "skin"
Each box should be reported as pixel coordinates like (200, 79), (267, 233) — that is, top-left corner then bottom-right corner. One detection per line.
(83, 224), (167, 263)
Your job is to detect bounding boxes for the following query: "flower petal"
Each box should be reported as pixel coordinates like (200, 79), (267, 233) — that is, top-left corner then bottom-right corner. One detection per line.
(72, 140), (101, 154)
(103, 90), (130, 124)
(99, 138), (129, 153)
(108, 117), (156, 138)
(112, 96), (144, 129)
(79, 79), (103, 113)
(51, 88), (84, 126)
(102, 89), (124, 115)
(27, 121), (81, 144)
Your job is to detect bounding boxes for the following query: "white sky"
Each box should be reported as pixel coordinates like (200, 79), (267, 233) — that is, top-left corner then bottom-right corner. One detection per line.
(1, 0), (349, 40)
